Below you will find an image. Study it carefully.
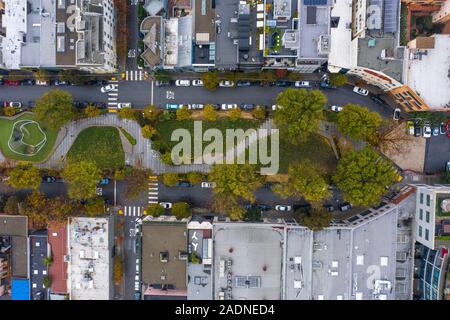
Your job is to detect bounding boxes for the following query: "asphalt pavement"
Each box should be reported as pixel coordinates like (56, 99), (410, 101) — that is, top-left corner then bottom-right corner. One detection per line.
(424, 133), (450, 174)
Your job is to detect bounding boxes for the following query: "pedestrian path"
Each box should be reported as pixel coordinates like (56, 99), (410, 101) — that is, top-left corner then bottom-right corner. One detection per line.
(148, 175), (159, 204)
(107, 79), (119, 107)
(124, 206), (144, 217)
(125, 70), (145, 81)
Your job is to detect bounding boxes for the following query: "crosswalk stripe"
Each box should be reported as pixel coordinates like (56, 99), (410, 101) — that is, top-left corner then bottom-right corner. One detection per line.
(148, 182), (158, 186)
(148, 196), (158, 200)
(133, 206), (136, 217)
(108, 102), (117, 106)
(148, 201), (158, 204)
(148, 191), (158, 195)
(148, 187), (158, 190)
(109, 92), (118, 96)
(137, 207), (141, 217)
(126, 71), (129, 81)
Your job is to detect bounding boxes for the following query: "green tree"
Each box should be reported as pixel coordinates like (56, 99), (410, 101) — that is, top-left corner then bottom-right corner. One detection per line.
(446, 171), (450, 184)
(228, 108), (242, 121)
(43, 256), (53, 267)
(209, 164), (263, 204)
(143, 105), (162, 124)
(43, 275), (52, 289)
(337, 104), (383, 140)
(172, 202), (191, 219)
(202, 71), (220, 91)
(332, 147), (397, 206)
(176, 105), (192, 121)
(58, 70), (85, 85)
(33, 69), (52, 81)
(7, 162), (41, 190)
(274, 88), (327, 144)
(146, 204), (165, 217)
(117, 108), (136, 120)
(3, 106), (17, 117)
(114, 168), (126, 181)
(295, 208), (333, 231)
(124, 168), (148, 200)
(272, 160), (331, 204)
(4, 196), (20, 215)
(62, 161), (101, 200)
(161, 152), (174, 165)
(186, 172), (203, 185)
(229, 205), (246, 221)
(153, 70), (171, 82)
(203, 104), (218, 121)
(84, 197), (105, 217)
(328, 73), (348, 87)
(84, 105), (101, 117)
(162, 172), (179, 186)
(252, 106), (266, 120)
(141, 125), (157, 139)
(34, 89), (75, 129)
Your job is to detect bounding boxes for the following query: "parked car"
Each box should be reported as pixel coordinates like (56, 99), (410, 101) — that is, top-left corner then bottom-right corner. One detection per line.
(423, 121), (432, 138)
(94, 102), (107, 109)
(54, 80), (69, 86)
(330, 105), (343, 112)
(100, 84), (117, 93)
(353, 86), (369, 96)
(175, 79), (191, 87)
(293, 204), (311, 212)
(221, 104), (238, 110)
(176, 181), (192, 187)
(294, 81), (311, 88)
(323, 204), (335, 212)
(446, 161), (450, 172)
(271, 104), (280, 111)
(33, 291), (44, 300)
(155, 80), (171, 87)
(440, 122), (447, 135)
(432, 127), (440, 136)
(201, 181), (216, 188)
(256, 204), (270, 211)
(42, 176), (56, 183)
(393, 108), (401, 121)
(219, 80), (235, 87)
(134, 292), (141, 300)
(5, 80), (20, 86)
(27, 101), (35, 109)
(319, 81), (336, 89)
(117, 102), (132, 109)
(20, 79), (35, 85)
(414, 122), (422, 137)
(339, 202), (352, 211)
(407, 121), (415, 135)
(9, 101), (22, 108)
(35, 80), (49, 86)
(447, 120), (450, 138)
(236, 80), (251, 87)
(370, 94), (386, 105)
(85, 79), (107, 86)
(159, 202), (173, 209)
(166, 103), (179, 110)
(99, 178), (110, 185)
(191, 104), (204, 110)
(192, 79), (204, 86)
(275, 205), (292, 212)
(275, 81), (291, 87)
(240, 104), (255, 110)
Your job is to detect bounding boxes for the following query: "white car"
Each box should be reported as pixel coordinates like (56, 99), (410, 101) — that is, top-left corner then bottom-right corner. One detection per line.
(201, 181), (216, 188)
(35, 80), (49, 86)
(9, 101), (22, 108)
(221, 104), (238, 110)
(159, 202), (172, 209)
(393, 108), (401, 121)
(353, 86), (369, 96)
(330, 105), (343, 112)
(219, 80), (235, 87)
(423, 122), (432, 138)
(192, 79), (204, 86)
(272, 104), (280, 111)
(134, 281), (140, 291)
(191, 104), (204, 110)
(101, 84), (117, 93)
(175, 79), (191, 87)
(275, 205), (292, 212)
(117, 102), (132, 109)
(294, 81), (311, 88)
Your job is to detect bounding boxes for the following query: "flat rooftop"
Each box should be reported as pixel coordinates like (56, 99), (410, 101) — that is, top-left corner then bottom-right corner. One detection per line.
(141, 221), (188, 290)
(0, 215), (27, 237)
(194, 0), (215, 44)
(68, 217), (112, 300)
(406, 34), (450, 109)
(213, 224), (284, 300)
(48, 222), (68, 294)
(215, 0), (239, 69)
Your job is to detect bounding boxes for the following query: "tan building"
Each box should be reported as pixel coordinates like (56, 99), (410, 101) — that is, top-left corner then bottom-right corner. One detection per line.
(433, 0), (450, 23)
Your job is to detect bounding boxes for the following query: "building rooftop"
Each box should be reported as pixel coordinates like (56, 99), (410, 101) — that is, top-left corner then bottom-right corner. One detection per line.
(0, 215), (28, 278)
(68, 217), (112, 300)
(214, 0), (239, 69)
(141, 220), (188, 292)
(48, 222), (68, 294)
(213, 223), (284, 300)
(194, 0), (215, 44)
(163, 16), (193, 68)
(405, 34), (450, 109)
(141, 16), (163, 68)
(0, 0), (27, 69)
(0, 215), (28, 237)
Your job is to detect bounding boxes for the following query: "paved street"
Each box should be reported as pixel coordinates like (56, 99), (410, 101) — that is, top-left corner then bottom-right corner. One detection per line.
(424, 134), (450, 174)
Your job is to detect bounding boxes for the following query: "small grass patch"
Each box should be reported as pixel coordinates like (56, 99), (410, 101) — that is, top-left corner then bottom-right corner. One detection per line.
(119, 128), (137, 145)
(67, 126), (125, 170)
(0, 113), (58, 162)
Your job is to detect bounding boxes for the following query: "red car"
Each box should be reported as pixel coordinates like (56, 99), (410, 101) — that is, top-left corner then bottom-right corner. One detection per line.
(447, 120), (450, 138)
(5, 79), (20, 86)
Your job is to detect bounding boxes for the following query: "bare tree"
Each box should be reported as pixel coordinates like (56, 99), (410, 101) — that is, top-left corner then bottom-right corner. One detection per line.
(368, 120), (414, 155)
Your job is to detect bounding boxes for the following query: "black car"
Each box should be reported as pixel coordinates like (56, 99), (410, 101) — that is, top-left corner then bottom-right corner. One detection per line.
(85, 79), (107, 86)
(293, 204), (312, 212)
(257, 204), (270, 211)
(33, 291), (45, 300)
(369, 94), (386, 105)
(42, 176), (56, 183)
(155, 80), (171, 87)
(260, 81), (275, 87)
(414, 123), (422, 137)
(240, 104), (255, 110)
(20, 79), (35, 85)
(94, 102), (107, 109)
(176, 181), (192, 187)
(27, 101), (35, 109)
(73, 101), (83, 109)
(237, 80), (252, 87)
(320, 81), (337, 89)
(275, 81), (291, 87)
(323, 204), (335, 212)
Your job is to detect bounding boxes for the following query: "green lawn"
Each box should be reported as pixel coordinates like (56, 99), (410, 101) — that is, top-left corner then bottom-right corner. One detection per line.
(155, 119), (260, 152)
(0, 113), (58, 162)
(67, 126), (125, 170)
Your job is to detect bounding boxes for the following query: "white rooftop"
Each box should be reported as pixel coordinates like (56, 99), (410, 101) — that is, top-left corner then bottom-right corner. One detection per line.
(68, 217), (112, 300)
(405, 34), (450, 109)
(1, 0), (27, 69)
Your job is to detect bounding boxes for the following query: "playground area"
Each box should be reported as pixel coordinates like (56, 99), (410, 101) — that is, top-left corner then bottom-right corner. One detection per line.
(0, 113), (58, 162)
